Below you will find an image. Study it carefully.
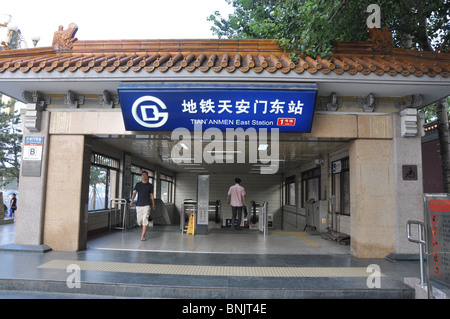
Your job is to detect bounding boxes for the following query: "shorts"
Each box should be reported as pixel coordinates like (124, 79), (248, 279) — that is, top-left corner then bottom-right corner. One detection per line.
(136, 205), (150, 226)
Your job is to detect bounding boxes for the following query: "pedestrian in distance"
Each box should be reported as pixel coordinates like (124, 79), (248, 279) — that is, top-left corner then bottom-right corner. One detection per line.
(9, 193), (17, 219)
(227, 178), (246, 231)
(130, 171), (156, 241)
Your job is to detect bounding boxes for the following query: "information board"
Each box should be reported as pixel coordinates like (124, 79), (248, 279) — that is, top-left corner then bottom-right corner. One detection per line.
(424, 194), (450, 288)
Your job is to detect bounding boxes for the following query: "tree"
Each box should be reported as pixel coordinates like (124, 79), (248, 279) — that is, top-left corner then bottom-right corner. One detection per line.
(210, 0), (450, 191)
(209, 1), (449, 56)
(436, 98), (450, 191)
(89, 166), (107, 210)
(0, 94), (22, 187)
(419, 97), (450, 123)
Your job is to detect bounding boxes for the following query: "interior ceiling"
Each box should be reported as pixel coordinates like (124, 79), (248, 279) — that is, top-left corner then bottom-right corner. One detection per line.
(94, 134), (350, 174)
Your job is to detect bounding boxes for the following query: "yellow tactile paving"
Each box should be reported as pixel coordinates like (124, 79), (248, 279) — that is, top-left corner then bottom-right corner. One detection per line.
(38, 259), (383, 278)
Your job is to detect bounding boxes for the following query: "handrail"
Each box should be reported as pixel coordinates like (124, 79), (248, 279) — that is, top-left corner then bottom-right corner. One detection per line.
(406, 220), (426, 286)
(109, 198), (128, 232)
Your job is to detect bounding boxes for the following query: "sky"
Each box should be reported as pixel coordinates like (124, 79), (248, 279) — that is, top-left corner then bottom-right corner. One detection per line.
(0, 0), (234, 48)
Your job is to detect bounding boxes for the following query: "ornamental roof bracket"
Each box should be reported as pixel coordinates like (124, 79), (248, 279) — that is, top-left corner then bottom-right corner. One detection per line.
(64, 90), (84, 108)
(22, 90), (51, 111)
(357, 93), (378, 112)
(22, 91), (51, 132)
(52, 23), (78, 51)
(99, 90), (119, 108)
(394, 94), (424, 110)
(320, 92), (342, 111)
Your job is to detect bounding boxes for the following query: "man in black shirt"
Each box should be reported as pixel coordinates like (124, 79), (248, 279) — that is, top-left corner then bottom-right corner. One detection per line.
(130, 171), (156, 241)
(10, 193), (17, 219)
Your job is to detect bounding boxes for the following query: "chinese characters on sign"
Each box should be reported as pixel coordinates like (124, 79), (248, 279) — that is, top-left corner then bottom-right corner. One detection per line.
(23, 136), (44, 161)
(118, 85), (317, 132)
(181, 98), (304, 115)
(425, 195), (450, 289)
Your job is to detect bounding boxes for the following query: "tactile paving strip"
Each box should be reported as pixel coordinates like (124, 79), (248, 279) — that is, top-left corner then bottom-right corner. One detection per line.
(38, 259), (383, 278)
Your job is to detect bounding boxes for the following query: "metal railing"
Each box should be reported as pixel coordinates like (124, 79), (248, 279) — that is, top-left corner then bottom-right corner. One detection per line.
(109, 198), (129, 232)
(406, 220), (426, 286)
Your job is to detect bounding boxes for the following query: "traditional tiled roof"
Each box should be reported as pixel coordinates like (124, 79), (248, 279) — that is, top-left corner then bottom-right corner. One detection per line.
(0, 25), (449, 78)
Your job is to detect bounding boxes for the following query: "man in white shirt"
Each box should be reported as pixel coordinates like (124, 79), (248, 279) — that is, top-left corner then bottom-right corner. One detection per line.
(227, 178), (246, 230)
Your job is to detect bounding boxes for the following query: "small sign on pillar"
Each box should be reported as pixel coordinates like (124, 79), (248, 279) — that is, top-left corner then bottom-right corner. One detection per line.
(402, 165), (418, 181)
(21, 136), (44, 177)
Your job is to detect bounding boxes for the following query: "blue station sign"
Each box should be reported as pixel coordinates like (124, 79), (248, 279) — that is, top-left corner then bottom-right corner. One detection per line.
(118, 83), (317, 132)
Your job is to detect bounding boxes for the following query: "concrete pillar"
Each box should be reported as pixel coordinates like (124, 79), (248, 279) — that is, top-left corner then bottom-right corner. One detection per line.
(13, 111), (51, 251)
(349, 114), (424, 258)
(43, 135), (91, 251)
(390, 112), (424, 259)
(349, 139), (395, 258)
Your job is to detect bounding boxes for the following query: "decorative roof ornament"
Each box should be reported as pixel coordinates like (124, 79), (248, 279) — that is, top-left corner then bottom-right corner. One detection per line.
(1, 41), (11, 50)
(52, 23), (78, 51)
(368, 26), (394, 53)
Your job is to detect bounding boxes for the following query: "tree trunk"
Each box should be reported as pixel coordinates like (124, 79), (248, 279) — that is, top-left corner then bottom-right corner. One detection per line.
(436, 98), (450, 193)
(414, 3), (450, 193)
(416, 1), (433, 51)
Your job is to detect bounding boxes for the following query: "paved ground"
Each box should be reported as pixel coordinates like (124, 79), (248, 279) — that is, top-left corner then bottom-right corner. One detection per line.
(0, 223), (427, 300)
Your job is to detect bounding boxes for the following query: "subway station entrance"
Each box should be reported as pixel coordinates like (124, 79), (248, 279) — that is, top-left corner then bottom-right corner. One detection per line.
(1, 24), (450, 260)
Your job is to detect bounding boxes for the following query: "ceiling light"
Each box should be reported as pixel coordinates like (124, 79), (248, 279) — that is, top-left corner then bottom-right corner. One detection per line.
(184, 167), (207, 171)
(258, 144), (269, 151)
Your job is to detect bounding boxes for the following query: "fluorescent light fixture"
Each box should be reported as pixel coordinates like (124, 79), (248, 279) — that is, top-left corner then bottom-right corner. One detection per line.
(179, 143), (189, 150)
(258, 144), (269, 151)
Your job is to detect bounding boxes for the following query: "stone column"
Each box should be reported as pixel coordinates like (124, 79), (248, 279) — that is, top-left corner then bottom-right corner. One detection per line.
(349, 113), (424, 258)
(349, 139), (395, 258)
(12, 110), (51, 252)
(43, 135), (91, 251)
(390, 111), (424, 259)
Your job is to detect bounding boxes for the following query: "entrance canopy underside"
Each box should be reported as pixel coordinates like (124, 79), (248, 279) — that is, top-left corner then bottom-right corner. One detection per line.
(93, 134), (350, 174)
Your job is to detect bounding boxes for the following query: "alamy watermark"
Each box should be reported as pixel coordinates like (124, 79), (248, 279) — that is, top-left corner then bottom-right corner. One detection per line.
(66, 264), (81, 289)
(366, 264), (381, 289)
(171, 123), (280, 174)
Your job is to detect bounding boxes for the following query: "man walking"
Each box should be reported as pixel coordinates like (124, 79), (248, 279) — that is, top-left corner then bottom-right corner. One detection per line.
(130, 171), (156, 241)
(227, 178), (246, 230)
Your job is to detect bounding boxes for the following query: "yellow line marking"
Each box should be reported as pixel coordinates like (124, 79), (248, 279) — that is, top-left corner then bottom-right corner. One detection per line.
(38, 259), (383, 278)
